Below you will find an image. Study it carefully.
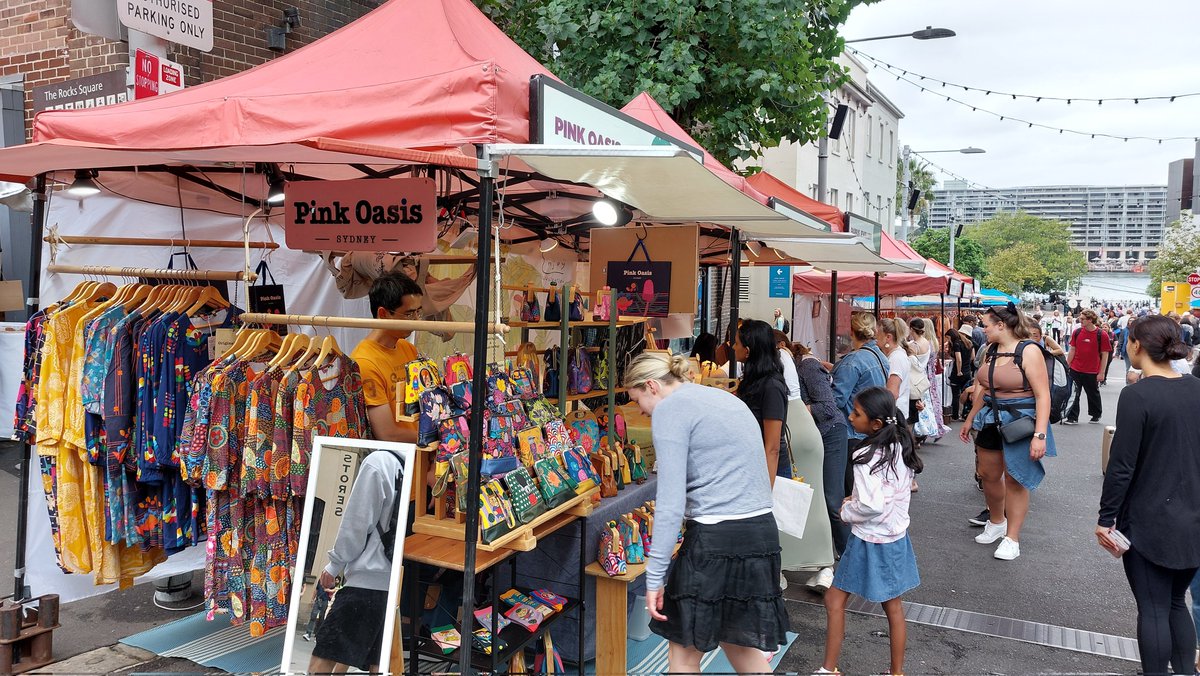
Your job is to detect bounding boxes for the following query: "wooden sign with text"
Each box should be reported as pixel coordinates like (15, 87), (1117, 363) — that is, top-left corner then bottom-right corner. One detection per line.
(284, 178), (437, 252)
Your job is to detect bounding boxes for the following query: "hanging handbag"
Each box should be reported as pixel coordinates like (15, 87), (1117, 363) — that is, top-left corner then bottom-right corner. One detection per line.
(565, 409), (602, 455)
(567, 345), (593, 395)
(543, 419), (572, 455)
(568, 288), (585, 321)
(448, 380), (473, 410)
(597, 521), (627, 576)
(542, 347), (560, 396)
(510, 367), (539, 401)
(772, 427), (813, 540)
(443, 353), (473, 386)
(520, 289), (542, 323)
(625, 442), (647, 484)
(595, 286), (612, 321)
(502, 466), (547, 524)
(515, 341), (541, 392)
(533, 456), (574, 508)
(418, 386), (456, 446)
(523, 396), (560, 428)
(404, 357), (443, 415)
(593, 340), (610, 390)
(248, 260), (288, 335)
(589, 452), (618, 498)
(544, 285), (561, 322)
(561, 445), (600, 493)
(450, 451), (471, 513)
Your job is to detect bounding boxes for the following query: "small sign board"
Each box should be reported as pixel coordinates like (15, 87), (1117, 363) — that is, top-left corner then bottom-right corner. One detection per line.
(1187, 272), (1200, 286)
(32, 70), (128, 113)
(1191, 285), (1200, 299)
(284, 178), (438, 252)
(768, 265), (791, 298)
(134, 49), (185, 99)
(118, 0), (213, 52)
(606, 261), (672, 317)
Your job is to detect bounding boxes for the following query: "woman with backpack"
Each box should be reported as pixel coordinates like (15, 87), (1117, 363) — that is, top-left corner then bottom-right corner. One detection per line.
(959, 302), (1057, 561)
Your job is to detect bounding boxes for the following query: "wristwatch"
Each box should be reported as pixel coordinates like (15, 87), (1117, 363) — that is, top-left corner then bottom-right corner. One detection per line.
(1033, 432), (1047, 440)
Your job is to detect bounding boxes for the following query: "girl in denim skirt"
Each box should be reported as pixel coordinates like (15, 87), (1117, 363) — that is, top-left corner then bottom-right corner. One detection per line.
(818, 387), (922, 676)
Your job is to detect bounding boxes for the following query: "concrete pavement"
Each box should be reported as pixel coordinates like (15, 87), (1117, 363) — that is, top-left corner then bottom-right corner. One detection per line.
(0, 370), (1155, 673)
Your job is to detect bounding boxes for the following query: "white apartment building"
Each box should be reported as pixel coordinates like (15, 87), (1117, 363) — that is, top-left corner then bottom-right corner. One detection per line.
(926, 181), (1167, 271)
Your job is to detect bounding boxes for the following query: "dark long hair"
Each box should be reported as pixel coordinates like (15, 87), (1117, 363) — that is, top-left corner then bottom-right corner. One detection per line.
(1130, 315), (1191, 363)
(737, 319), (784, 402)
(852, 387), (923, 477)
(690, 332), (719, 363)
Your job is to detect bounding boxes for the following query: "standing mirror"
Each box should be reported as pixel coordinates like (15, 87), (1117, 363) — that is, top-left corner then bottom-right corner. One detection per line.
(281, 436), (416, 674)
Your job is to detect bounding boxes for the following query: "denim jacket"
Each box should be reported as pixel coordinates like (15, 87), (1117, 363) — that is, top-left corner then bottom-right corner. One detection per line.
(831, 340), (889, 440)
(971, 394), (1057, 490)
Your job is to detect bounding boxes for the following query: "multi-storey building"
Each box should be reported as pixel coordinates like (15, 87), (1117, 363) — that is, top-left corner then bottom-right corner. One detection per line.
(926, 181), (1167, 271)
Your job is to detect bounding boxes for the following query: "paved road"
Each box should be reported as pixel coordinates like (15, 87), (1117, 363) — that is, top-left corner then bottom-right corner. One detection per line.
(778, 373), (1142, 674)
(0, 370), (1157, 673)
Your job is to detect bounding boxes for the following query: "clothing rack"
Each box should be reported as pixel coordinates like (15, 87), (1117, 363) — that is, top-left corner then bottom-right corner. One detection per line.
(238, 312), (511, 335)
(44, 235), (279, 249)
(45, 264), (258, 282)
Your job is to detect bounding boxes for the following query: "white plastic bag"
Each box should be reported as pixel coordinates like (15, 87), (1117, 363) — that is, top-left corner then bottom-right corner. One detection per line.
(772, 477), (814, 540)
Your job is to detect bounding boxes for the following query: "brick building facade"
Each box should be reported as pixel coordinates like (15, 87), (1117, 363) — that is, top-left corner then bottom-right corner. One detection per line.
(0, 0), (387, 137)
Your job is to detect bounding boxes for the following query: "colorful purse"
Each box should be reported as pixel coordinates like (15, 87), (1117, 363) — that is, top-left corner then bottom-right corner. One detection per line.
(443, 353), (473, 386)
(404, 357), (443, 415)
(480, 479), (517, 544)
(568, 289), (585, 322)
(589, 452), (618, 498)
(473, 606), (512, 633)
(544, 284), (561, 322)
(515, 426), (545, 468)
(514, 341), (541, 391)
(626, 442), (647, 484)
(503, 466), (547, 524)
(595, 407), (628, 445)
(509, 367), (539, 401)
(486, 367), (517, 406)
(482, 432), (519, 477)
(543, 419), (572, 455)
(565, 409), (601, 455)
(633, 507), (653, 550)
(561, 445), (600, 493)
(533, 456), (574, 508)
(530, 589), (568, 612)
(567, 345), (593, 395)
(450, 451), (471, 512)
(618, 516), (645, 564)
(520, 289), (542, 323)
(542, 347), (560, 397)
(523, 396), (559, 427)
(418, 386), (456, 446)
(597, 521), (627, 576)
(487, 399), (530, 438)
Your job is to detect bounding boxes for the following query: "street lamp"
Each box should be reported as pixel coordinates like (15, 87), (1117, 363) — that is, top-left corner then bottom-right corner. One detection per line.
(899, 145), (986, 241)
(845, 26), (956, 44)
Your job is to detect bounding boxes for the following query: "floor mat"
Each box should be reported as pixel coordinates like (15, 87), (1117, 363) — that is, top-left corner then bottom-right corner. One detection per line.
(621, 631), (799, 674)
(120, 611), (285, 673)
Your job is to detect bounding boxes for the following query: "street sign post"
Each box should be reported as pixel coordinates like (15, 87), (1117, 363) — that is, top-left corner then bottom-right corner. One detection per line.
(118, 0), (213, 51)
(1191, 285), (1200, 300)
(1187, 272), (1200, 286)
(134, 49), (184, 99)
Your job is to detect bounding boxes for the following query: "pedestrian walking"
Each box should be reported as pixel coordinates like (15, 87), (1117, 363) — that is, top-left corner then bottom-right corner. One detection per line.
(1064, 309), (1111, 424)
(831, 313), (890, 496)
(818, 387), (922, 676)
(960, 303), (1057, 561)
(944, 328), (974, 421)
(624, 352), (789, 674)
(1097, 314), (1200, 675)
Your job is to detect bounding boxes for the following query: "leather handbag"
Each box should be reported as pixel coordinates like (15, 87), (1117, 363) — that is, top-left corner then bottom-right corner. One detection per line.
(589, 452), (618, 498)
(502, 466), (547, 524)
(480, 479), (517, 544)
(565, 409), (601, 455)
(533, 456), (574, 508)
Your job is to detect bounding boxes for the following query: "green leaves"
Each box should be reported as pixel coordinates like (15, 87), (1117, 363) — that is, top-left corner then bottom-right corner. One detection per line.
(964, 211), (1087, 294)
(475, 0), (874, 165)
(1147, 214), (1200, 297)
(909, 228), (987, 280)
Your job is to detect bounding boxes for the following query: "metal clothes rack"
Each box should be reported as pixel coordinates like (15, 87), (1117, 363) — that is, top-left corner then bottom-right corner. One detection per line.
(44, 235), (279, 250)
(237, 312), (510, 336)
(44, 264), (258, 282)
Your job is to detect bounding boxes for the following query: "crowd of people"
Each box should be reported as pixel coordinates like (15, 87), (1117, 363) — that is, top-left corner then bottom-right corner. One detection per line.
(641, 304), (1200, 675)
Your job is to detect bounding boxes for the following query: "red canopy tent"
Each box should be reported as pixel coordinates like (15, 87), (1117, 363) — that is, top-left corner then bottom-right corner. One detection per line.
(745, 170), (844, 231)
(792, 271), (949, 296)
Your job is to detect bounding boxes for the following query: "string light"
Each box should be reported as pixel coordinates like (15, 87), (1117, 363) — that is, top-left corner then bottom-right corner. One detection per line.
(850, 48), (1200, 106)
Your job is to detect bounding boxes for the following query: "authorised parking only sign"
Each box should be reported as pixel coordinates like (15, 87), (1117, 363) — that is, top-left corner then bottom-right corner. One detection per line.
(118, 0), (213, 52)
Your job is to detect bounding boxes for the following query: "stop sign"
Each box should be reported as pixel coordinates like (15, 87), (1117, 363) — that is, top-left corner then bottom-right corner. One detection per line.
(1188, 272), (1200, 285)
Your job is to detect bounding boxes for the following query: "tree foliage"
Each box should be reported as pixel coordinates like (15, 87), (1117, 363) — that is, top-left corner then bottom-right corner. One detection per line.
(909, 227), (987, 280)
(474, 0), (877, 166)
(1147, 213), (1200, 296)
(984, 242), (1050, 296)
(965, 211), (1087, 294)
(896, 158), (936, 228)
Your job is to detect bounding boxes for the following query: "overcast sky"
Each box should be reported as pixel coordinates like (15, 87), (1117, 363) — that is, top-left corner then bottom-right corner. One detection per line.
(842, 0), (1200, 190)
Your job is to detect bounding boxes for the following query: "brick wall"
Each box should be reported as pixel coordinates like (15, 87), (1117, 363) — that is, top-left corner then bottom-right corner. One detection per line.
(0, 0), (386, 138)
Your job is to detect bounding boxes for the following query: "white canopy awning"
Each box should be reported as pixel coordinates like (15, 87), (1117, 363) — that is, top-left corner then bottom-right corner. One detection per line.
(761, 237), (915, 273)
(483, 144), (853, 239)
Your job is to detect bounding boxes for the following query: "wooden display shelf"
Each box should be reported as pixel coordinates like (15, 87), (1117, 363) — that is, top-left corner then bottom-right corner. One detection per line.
(411, 486), (599, 552)
(545, 387), (625, 403)
(584, 560), (646, 583)
(508, 317), (648, 329)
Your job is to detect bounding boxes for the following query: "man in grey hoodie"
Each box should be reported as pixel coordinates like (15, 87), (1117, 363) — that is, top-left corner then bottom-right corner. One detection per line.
(308, 449), (404, 674)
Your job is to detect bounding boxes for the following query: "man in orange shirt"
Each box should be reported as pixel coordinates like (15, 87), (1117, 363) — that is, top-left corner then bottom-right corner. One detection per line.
(351, 272), (423, 443)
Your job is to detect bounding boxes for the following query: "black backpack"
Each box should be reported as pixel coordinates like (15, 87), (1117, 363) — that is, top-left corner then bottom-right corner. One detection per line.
(985, 341), (1073, 424)
(374, 449), (407, 562)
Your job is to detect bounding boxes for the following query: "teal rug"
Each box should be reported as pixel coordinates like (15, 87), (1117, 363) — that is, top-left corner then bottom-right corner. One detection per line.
(120, 611), (285, 673)
(619, 631), (799, 674)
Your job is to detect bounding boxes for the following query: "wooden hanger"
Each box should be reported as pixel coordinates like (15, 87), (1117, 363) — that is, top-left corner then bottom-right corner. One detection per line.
(186, 286), (230, 316)
(85, 281), (118, 303)
(61, 279), (96, 304)
(269, 333), (309, 369)
(288, 332), (321, 374)
(313, 334), (343, 371)
(122, 284), (152, 311)
(218, 326), (258, 362)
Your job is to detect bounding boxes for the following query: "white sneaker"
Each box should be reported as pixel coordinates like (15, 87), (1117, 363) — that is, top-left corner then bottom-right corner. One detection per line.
(812, 668), (840, 674)
(779, 572), (789, 591)
(806, 567), (834, 593)
(974, 519), (1008, 544)
(994, 536), (1021, 560)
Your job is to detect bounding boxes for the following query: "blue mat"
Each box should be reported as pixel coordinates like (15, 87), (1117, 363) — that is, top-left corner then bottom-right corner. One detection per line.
(121, 611), (286, 674)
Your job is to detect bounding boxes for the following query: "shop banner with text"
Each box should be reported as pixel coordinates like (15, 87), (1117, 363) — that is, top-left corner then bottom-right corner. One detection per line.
(284, 178), (437, 252)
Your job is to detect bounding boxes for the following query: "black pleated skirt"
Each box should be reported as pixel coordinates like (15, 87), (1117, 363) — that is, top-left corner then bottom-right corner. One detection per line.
(650, 512), (790, 653)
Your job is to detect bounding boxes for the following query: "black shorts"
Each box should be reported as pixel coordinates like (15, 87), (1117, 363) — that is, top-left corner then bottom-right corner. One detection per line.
(312, 586), (388, 671)
(975, 424), (1003, 451)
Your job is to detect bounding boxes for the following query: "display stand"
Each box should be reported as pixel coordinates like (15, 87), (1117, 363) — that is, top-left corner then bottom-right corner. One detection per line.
(583, 562), (644, 676)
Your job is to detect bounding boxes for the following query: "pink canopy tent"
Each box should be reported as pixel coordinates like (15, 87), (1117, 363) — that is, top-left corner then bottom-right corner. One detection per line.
(745, 170), (844, 231)
(792, 270), (949, 296)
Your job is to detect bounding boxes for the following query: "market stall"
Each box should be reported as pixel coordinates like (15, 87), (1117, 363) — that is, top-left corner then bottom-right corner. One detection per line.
(0, 1), (851, 673)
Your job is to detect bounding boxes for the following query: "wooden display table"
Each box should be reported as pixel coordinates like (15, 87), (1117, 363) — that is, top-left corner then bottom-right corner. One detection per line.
(584, 561), (646, 676)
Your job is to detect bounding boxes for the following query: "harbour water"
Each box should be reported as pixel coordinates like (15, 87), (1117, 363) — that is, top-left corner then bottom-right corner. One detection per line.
(1074, 272), (1153, 303)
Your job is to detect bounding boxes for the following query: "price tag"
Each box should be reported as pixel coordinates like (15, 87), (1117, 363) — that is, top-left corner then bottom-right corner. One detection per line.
(209, 328), (238, 360)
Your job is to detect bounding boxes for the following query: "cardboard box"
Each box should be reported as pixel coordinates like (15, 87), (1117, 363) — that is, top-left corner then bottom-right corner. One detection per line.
(0, 280), (23, 313)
